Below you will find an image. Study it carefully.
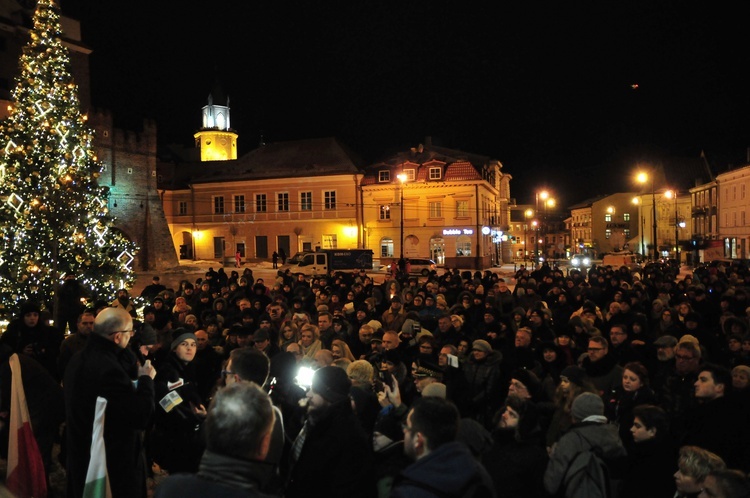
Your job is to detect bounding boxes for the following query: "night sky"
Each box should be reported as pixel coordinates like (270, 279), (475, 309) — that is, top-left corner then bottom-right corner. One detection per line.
(58, 1), (750, 207)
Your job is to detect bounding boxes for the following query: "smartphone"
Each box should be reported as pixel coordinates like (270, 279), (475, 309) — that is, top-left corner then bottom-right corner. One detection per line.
(379, 369), (393, 386)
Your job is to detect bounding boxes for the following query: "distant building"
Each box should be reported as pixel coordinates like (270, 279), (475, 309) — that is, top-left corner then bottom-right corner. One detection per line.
(360, 139), (512, 269)
(715, 164), (750, 260)
(159, 135), (364, 263)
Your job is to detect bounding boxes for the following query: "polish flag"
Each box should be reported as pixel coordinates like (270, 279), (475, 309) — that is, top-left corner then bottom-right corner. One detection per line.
(82, 397), (111, 498)
(5, 353), (47, 498)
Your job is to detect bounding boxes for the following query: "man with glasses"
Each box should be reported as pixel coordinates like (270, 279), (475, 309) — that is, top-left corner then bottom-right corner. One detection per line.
(657, 341), (702, 443)
(581, 336), (623, 397)
(608, 322), (643, 366)
(64, 307), (157, 498)
(391, 396), (493, 497)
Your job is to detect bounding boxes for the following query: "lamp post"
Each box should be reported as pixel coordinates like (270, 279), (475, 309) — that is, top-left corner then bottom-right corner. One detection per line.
(636, 172), (657, 261)
(524, 209), (533, 265)
(397, 173), (407, 259)
(632, 197), (645, 258)
(665, 189), (681, 264)
(532, 220), (539, 267)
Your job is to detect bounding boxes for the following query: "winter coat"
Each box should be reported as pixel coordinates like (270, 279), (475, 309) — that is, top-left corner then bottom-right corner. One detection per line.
(155, 450), (276, 498)
(285, 400), (376, 498)
(543, 421), (627, 497)
(462, 350), (503, 427)
(619, 437), (677, 498)
(391, 441), (496, 498)
(581, 354), (624, 398)
(482, 429), (548, 498)
(0, 318), (64, 380)
(64, 334), (155, 498)
(151, 352), (206, 473)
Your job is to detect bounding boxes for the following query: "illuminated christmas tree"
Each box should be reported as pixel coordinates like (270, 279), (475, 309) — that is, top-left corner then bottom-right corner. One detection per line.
(0, 0), (137, 317)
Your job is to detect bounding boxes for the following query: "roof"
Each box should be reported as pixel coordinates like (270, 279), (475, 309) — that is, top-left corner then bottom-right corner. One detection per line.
(361, 141), (496, 186)
(162, 137), (364, 188)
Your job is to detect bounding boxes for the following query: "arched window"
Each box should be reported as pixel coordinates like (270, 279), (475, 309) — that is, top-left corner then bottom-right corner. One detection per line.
(456, 235), (471, 256)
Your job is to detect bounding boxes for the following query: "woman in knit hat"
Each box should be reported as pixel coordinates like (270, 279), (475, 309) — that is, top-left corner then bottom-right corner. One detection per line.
(151, 328), (206, 474)
(545, 365), (597, 448)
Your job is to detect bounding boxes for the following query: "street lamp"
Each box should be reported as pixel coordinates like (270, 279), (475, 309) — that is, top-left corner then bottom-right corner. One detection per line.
(397, 173), (407, 259)
(532, 220), (539, 266)
(536, 191), (554, 261)
(632, 197), (645, 258)
(636, 171), (657, 261)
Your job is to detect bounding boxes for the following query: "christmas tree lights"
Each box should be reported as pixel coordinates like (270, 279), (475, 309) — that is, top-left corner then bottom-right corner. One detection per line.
(0, 0), (138, 317)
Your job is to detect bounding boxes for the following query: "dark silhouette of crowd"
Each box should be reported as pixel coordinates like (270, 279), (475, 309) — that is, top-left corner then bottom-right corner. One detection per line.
(3, 259), (750, 497)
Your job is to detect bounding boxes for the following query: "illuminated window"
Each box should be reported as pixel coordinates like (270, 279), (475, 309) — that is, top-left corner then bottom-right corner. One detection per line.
(301, 191), (312, 211)
(256, 194), (267, 212)
(277, 192), (289, 212)
(404, 169), (416, 181)
(456, 200), (468, 217)
(623, 213), (630, 221)
(381, 238), (394, 257)
(605, 229), (612, 239)
(456, 235), (471, 256)
(322, 234), (338, 248)
(379, 205), (391, 220)
(429, 201), (442, 218)
(213, 196), (224, 214)
(605, 213), (612, 222)
(378, 170), (390, 182)
(324, 190), (336, 210)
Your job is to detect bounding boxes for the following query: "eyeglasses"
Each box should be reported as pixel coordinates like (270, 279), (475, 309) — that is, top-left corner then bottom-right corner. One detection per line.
(221, 369), (235, 377)
(110, 329), (133, 336)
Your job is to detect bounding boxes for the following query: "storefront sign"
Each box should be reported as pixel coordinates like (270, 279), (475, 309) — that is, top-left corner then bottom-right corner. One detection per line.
(442, 228), (474, 236)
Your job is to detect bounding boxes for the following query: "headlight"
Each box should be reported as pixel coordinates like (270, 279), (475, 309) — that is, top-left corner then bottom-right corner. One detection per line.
(572, 258), (580, 267)
(583, 258), (591, 266)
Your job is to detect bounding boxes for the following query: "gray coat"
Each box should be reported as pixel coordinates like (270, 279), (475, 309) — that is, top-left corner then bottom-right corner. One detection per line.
(543, 420), (626, 496)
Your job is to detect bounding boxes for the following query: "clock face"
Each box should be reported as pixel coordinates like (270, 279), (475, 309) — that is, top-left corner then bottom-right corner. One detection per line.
(220, 139), (227, 146)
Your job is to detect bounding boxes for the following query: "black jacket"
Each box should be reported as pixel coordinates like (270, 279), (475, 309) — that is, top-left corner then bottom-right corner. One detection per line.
(285, 400), (376, 498)
(64, 334), (155, 498)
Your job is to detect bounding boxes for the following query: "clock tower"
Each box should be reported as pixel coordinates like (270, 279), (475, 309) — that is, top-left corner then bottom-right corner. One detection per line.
(194, 82), (238, 161)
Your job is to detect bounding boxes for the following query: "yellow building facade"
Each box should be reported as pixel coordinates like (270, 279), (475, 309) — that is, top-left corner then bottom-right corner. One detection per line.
(160, 137), (363, 263)
(361, 141), (512, 269)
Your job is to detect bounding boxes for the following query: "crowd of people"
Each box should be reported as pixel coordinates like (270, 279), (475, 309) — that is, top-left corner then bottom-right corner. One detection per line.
(2, 260), (750, 497)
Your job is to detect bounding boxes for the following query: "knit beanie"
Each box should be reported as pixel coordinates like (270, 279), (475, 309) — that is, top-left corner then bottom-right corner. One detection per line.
(311, 366), (352, 403)
(571, 392), (604, 421)
(512, 369), (542, 398)
(171, 329), (197, 350)
(560, 365), (587, 387)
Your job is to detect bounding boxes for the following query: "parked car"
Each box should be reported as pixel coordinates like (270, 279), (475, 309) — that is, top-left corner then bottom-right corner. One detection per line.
(569, 254), (592, 269)
(386, 258), (438, 276)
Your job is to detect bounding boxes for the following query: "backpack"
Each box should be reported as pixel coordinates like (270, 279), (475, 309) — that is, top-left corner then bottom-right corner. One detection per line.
(562, 434), (612, 498)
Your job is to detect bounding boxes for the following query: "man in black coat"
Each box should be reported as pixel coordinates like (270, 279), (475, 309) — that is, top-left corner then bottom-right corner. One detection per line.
(64, 307), (157, 498)
(286, 366), (376, 498)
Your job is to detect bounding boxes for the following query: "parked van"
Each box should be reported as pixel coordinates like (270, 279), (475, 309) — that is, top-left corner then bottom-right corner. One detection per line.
(601, 252), (641, 271)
